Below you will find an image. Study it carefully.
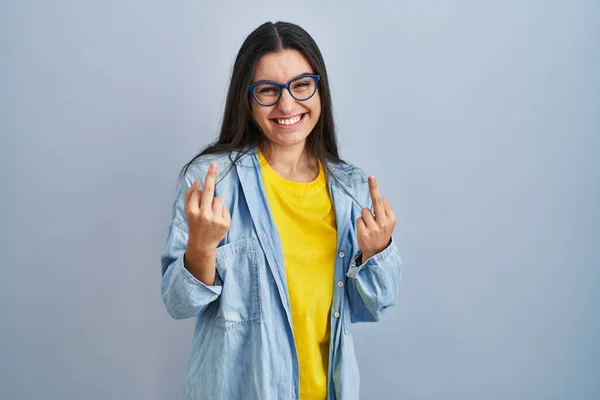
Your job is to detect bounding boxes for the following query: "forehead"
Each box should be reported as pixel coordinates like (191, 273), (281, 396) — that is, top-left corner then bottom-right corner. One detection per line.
(253, 49), (313, 83)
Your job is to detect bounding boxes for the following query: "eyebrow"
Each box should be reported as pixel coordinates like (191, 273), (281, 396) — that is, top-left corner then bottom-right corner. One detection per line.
(251, 72), (314, 85)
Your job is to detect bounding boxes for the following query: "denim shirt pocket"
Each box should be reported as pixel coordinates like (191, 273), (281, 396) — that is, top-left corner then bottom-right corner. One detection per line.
(210, 236), (262, 330)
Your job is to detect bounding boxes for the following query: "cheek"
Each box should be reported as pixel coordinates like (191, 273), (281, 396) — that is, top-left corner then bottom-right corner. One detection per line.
(309, 98), (322, 119)
(309, 92), (322, 113)
(250, 102), (260, 121)
(251, 104), (270, 126)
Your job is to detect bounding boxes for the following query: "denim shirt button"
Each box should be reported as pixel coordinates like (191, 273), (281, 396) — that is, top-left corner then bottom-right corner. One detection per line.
(334, 311), (340, 318)
(338, 251), (345, 258)
(337, 281), (344, 287)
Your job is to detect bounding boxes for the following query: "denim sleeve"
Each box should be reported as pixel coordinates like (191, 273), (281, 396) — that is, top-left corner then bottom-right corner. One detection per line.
(160, 171), (222, 320)
(345, 237), (403, 322)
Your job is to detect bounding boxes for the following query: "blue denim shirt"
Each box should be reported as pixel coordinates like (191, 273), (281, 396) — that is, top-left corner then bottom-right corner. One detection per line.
(160, 147), (402, 400)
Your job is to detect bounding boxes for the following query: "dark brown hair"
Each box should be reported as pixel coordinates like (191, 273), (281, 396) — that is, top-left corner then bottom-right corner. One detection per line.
(181, 21), (341, 177)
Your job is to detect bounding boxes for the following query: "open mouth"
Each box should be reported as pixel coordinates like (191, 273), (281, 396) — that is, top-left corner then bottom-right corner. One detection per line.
(271, 113), (307, 128)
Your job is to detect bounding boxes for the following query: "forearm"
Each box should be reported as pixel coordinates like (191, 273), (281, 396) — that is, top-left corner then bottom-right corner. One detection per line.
(161, 226), (222, 320)
(184, 236), (218, 286)
(346, 239), (402, 322)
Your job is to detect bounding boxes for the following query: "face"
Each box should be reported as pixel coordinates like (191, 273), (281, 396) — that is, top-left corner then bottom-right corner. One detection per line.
(250, 49), (322, 151)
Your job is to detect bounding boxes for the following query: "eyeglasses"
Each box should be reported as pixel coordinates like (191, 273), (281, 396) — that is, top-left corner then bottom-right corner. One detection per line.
(248, 74), (320, 106)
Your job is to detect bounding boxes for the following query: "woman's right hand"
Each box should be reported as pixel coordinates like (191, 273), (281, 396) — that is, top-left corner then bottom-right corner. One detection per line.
(184, 163), (231, 253)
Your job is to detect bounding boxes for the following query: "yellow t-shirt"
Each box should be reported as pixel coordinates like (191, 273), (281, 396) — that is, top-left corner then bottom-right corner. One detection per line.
(258, 148), (337, 400)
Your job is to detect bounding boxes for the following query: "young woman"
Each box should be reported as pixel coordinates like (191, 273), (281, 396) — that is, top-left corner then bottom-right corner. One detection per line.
(160, 21), (402, 400)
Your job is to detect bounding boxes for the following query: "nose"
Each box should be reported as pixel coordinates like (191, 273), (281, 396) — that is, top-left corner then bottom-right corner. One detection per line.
(276, 88), (295, 114)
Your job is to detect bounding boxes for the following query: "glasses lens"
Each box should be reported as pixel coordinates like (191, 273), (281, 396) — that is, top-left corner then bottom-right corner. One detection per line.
(253, 83), (281, 105)
(290, 76), (317, 101)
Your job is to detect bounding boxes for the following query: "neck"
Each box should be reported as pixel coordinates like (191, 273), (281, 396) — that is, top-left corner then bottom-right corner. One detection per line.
(258, 141), (319, 182)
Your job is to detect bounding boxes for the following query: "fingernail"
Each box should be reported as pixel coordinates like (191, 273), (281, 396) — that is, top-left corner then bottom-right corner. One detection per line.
(210, 163), (216, 171)
(369, 176), (375, 183)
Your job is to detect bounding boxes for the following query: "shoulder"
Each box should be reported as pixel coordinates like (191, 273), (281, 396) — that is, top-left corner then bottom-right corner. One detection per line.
(326, 158), (368, 187)
(180, 151), (236, 185)
(170, 151), (238, 222)
(326, 158), (373, 209)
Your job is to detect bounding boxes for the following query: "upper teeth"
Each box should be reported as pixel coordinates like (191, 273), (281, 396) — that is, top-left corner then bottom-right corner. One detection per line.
(277, 115), (301, 125)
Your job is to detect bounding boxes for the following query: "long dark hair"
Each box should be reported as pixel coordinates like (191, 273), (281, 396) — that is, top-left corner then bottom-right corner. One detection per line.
(180, 21), (341, 177)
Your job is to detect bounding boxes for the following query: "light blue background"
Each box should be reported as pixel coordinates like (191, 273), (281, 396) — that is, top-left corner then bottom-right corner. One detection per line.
(1, 1), (599, 399)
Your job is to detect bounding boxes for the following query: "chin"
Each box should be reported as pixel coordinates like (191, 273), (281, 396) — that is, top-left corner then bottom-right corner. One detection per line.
(269, 130), (311, 148)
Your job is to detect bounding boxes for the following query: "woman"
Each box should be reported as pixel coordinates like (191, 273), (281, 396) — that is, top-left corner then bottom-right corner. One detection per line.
(160, 21), (402, 400)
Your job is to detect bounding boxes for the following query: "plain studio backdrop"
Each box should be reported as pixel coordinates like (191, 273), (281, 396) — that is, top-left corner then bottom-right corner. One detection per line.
(1, 1), (599, 399)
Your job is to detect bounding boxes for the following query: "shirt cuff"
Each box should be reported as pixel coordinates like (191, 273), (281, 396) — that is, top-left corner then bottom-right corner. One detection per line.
(347, 237), (394, 279)
(181, 259), (223, 294)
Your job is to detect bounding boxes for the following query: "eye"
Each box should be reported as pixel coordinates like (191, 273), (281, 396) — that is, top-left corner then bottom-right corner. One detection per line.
(258, 87), (276, 94)
(255, 83), (279, 96)
(292, 80), (313, 91)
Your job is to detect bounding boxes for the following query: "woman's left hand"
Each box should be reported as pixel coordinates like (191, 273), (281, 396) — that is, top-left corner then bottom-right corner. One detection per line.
(356, 176), (396, 261)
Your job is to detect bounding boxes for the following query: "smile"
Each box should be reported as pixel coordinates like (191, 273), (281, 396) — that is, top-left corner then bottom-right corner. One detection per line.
(272, 113), (306, 127)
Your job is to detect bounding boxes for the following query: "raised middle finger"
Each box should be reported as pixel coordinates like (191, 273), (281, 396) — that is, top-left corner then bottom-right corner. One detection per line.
(368, 176), (386, 220)
(200, 163), (218, 213)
